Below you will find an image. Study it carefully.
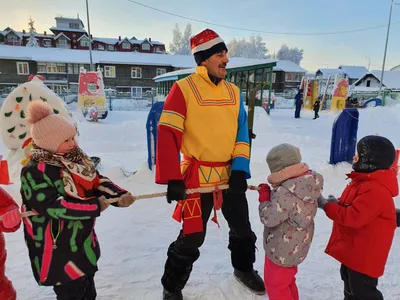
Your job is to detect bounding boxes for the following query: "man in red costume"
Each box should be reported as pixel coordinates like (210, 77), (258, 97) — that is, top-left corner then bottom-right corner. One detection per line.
(0, 187), (21, 300)
(156, 29), (265, 300)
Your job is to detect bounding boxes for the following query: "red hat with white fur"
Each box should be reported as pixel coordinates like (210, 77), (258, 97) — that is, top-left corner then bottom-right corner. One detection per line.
(190, 29), (228, 66)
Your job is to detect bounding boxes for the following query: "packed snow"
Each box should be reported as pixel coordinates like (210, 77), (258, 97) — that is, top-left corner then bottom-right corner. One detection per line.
(1, 104), (400, 300)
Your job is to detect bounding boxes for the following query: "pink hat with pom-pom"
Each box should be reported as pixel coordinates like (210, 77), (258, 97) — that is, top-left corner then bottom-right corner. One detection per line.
(26, 100), (77, 153)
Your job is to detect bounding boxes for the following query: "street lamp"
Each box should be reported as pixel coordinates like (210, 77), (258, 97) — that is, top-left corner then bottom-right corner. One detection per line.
(86, 0), (94, 71)
(379, 0), (394, 92)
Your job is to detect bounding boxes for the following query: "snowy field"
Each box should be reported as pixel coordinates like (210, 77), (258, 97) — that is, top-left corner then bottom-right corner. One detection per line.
(2, 105), (400, 300)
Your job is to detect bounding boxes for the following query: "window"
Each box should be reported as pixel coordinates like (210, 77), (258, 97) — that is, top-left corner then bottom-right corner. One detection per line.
(131, 67), (142, 78)
(69, 23), (79, 29)
(131, 87), (142, 97)
(43, 39), (52, 47)
(141, 43), (150, 51)
(156, 68), (166, 76)
(58, 37), (68, 47)
(108, 45), (115, 51)
(68, 64), (73, 74)
(45, 63), (66, 73)
(98, 44), (105, 51)
(81, 39), (90, 47)
(122, 42), (131, 49)
(155, 47), (163, 53)
(366, 80), (371, 87)
(285, 73), (303, 82)
(47, 84), (68, 95)
(104, 66), (116, 78)
(74, 64), (80, 74)
(37, 63), (46, 73)
(8, 33), (19, 43)
(267, 73), (276, 83)
(17, 62), (29, 75)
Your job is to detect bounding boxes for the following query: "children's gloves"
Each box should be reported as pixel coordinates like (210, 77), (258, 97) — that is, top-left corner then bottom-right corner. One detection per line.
(257, 184), (271, 203)
(1, 208), (21, 228)
(99, 196), (110, 212)
(118, 192), (136, 207)
(317, 195), (339, 209)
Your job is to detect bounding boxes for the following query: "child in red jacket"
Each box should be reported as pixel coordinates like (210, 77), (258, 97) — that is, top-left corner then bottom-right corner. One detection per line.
(318, 135), (397, 300)
(0, 187), (21, 300)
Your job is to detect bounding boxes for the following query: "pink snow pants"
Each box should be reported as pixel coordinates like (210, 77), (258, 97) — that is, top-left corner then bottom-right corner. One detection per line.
(264, 256), (299, 300)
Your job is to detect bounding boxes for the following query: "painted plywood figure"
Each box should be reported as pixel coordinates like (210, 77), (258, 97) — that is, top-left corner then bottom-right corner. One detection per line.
(331, 76), (349, 112)
(78, 67), (108, 122)
(0, 75), (76, 150)
(301, 79), (319, 110)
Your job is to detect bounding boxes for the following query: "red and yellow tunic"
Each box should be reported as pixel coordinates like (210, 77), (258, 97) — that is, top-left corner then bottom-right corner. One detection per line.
(156, 66), (251, 234)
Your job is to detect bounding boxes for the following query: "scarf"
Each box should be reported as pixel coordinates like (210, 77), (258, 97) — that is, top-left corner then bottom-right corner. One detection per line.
(31, 145), (99, 201)
(267, 163), (309, 188)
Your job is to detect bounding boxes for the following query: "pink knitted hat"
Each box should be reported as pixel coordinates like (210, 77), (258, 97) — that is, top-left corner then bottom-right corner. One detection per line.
(26, 100), (76, 153)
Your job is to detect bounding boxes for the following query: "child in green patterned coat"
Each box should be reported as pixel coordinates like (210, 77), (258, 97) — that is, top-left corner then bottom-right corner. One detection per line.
(20, 100), (135, 300)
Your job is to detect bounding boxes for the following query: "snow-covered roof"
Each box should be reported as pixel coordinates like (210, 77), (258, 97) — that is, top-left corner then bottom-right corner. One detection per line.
(316, 68), (344, 79)
(23, 33), (54, 38)
(353, 70), (400, 89)
(54, 32), (70, 41)
(129, 38), (164, 46)
(0, 44), (195, 68)
(93, 37), (119, 45)
(118, 37), (131, 45)
(77, 35), (89, 42)
(1, 29), (22, 38)
(154, 58), (278, 82)
(274, 60), (306, 73)
(50, 27), (87, 33)
(339, 65), (368, 79)
(55, 17), (85, 28)
(391, 65), (400, 72)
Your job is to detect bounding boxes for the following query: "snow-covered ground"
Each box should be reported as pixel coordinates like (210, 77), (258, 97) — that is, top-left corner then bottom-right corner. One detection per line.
(2, 105), (400, 299)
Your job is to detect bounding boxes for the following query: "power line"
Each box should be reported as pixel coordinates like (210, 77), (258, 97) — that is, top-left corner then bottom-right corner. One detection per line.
(127, 0), (400, 36)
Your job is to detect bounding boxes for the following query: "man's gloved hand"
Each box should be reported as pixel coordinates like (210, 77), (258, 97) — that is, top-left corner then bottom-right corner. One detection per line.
(257, 184), (271, 203)
(228, 170), (248, 194)
(167, 180), (186, 204)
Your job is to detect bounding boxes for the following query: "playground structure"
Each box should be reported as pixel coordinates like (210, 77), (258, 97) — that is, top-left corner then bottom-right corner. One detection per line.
(77, 67), (108, 121)
(299, 75), (350, 112)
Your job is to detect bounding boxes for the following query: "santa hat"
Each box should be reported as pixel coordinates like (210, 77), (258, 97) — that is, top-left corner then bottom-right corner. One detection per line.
(190, 29), (228, 66)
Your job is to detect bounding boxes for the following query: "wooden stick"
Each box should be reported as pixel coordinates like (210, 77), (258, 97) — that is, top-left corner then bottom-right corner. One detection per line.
(0, 184), (260, 220)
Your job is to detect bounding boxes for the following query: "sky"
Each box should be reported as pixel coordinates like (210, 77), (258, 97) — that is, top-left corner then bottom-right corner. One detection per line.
(1, 0), (399, 72)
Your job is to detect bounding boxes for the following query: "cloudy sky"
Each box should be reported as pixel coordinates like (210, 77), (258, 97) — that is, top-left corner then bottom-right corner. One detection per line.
(2, 0), (399, 71)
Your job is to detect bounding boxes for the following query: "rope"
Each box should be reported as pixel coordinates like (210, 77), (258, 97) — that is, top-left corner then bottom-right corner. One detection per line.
(0, 184), (260, 220)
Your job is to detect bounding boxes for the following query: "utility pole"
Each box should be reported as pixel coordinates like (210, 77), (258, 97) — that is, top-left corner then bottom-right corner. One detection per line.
(86, 0), (94, 71)
(379, 0), (394, 91)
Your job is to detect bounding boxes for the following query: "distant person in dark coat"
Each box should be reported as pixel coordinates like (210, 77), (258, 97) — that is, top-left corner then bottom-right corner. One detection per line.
(294, 89), (303, 119)
(313, 96), (321, 120)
